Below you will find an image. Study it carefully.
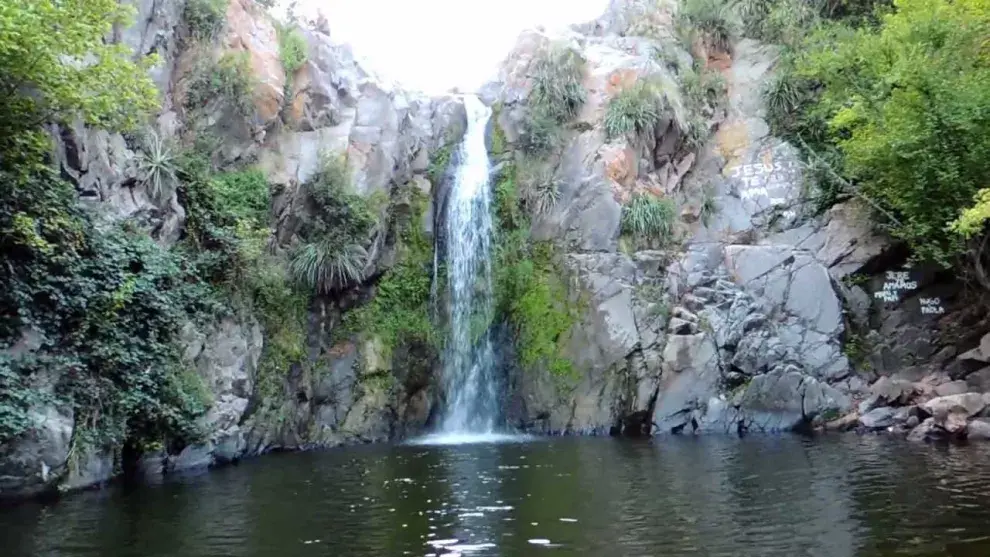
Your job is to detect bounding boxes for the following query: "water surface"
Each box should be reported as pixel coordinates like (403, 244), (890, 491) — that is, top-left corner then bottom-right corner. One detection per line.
(4, 435), (990, 556)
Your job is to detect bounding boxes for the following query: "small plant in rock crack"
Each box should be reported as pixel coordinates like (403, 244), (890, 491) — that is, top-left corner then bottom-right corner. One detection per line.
(621, 193), (676, 241)
(529, 43), (587, 124)
(700, 184), (719, 226)
(517, 159), (561, 216)
(136, 131), (178, 202)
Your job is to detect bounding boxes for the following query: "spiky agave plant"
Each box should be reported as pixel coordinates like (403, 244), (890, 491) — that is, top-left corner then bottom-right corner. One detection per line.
(621, 193), (676, 240)
(762, 70), (803, 131)
(604, 81), (664, 139)
(517, 159), (561, 216)
(137, 131), (178, 202)
(289, 239), (368, 294)
(700, 185), (719, 226)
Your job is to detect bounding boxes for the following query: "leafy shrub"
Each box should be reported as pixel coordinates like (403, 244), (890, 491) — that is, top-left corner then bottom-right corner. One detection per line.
(700, 184), (718, 225)
(210, 169), (271, 224)
(605, 80), (666, 139)
(0, 0), (159, 153)
(428, 144), (454, 186)
(136, 131), (178, 202)
(529, 43), (587, 124)
(678, 0), (741, 53)
(519, 112), (562, 155)
(794, 0), (990, 264)
(278, 25), (308, 74)
(622, 193), (676, 240)
(185, 52), (255, 117)
(0, 168), (218, 446)
(290, 154), (378, 293)
(342, 187), (436, 354)
(184, 0), (227, 42)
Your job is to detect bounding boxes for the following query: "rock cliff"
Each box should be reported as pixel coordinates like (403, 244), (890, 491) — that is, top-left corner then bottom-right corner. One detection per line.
(1, 0), (465, 499)
(485, 0), (990, 440)
(4, 0), (990, 503)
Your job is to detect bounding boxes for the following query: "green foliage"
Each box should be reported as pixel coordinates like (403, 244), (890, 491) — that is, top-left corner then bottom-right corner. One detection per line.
(136, 131), (178, 203)
(289, 240), (368, 294)
(0, 168), (217, 446)
(343, 187), (436, 355)
(605, 80), (666, 139)
(516, 158), (561, 216)
(290, 153), (378, 293)
(491, 164), (578, 378)
(278, 25), (308, 74)
(791, 0), (990, 264)
(0, 0), (160, 155)
(952, 189), (990, 239)
(736, 0), (820, 47)
(529, 43), (587, 124)
(428, 144), (454, 186)
(185, 52), (255, 118)
(622, 193), (677, 241)
(521, 43), (587, 155)
(209, 169), (271, 224)
(184, 0), (228, 42)
(678, 0), (741, 53)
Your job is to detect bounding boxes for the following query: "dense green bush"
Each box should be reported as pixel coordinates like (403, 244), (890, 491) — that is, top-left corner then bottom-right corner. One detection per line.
(0, 168), (218, 446)
(491, 164), (578, 378)
(184, 0), (227, 42)
(780, 0), (990, 265)
(278, 25), (308, 74)
(290, 154), (378, 293)
(185, 52), (255, 118)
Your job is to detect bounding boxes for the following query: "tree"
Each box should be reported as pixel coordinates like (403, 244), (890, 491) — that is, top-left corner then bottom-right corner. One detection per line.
(0, 0), (160, 160)
(794, 0), (990, 265)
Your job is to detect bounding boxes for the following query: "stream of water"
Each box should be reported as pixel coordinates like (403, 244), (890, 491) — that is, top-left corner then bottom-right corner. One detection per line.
(436, 96), (499, 436)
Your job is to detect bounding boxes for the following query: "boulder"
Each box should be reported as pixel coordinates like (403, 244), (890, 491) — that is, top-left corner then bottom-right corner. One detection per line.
(869, 376), (917, 406)
(921, 393), (986, 420)
(934, 380), (971, 397)
(907, 418), (942, 443)
(958, 332), (990, 363)
(859, 407), (899, 430)
(966, 418), (990, 441)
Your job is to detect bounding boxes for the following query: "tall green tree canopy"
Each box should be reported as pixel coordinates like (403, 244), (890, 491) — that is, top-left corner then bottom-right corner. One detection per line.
(0, 0), (160, 159)
(791, 0), (990, 264)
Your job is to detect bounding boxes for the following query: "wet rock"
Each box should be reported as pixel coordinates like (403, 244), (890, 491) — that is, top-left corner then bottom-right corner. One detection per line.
(859, 407), (899, 430)
(966, 418), (990, 440)
(907, 418), (942, 443)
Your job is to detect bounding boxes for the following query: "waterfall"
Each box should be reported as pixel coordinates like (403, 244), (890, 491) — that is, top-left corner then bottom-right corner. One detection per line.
(438, 95), (499, 434)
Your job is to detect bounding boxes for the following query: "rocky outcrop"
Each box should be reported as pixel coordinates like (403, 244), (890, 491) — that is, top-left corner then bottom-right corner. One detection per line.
(489, 1), (877, 436)
(1, 0), (465, 500)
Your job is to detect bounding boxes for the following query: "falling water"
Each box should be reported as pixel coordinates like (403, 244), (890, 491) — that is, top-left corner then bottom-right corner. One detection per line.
(438, 95), (499, 434)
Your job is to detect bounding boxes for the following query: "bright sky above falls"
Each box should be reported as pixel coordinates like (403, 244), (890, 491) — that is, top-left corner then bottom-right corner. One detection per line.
(284, 0), (610, 93)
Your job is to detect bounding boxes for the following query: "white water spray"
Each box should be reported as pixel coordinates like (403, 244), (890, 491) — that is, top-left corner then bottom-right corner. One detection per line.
(438, 96), (499, 434)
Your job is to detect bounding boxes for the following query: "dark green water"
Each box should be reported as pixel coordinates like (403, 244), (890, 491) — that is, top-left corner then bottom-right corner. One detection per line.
(4, 435), (990, 556)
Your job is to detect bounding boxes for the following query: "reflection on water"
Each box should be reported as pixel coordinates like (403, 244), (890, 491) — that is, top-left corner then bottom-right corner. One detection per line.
(4, 436), (990, 556)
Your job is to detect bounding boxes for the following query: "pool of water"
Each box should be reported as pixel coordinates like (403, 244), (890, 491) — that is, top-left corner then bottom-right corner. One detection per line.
(4, 435), (990, 556)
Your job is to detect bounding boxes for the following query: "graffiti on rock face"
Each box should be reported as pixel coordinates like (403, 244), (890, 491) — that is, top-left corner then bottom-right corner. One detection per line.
(728, 146), (802, 221)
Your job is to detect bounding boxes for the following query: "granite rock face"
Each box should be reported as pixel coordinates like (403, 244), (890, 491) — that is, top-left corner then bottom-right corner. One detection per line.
(1, 0), (465, 500)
